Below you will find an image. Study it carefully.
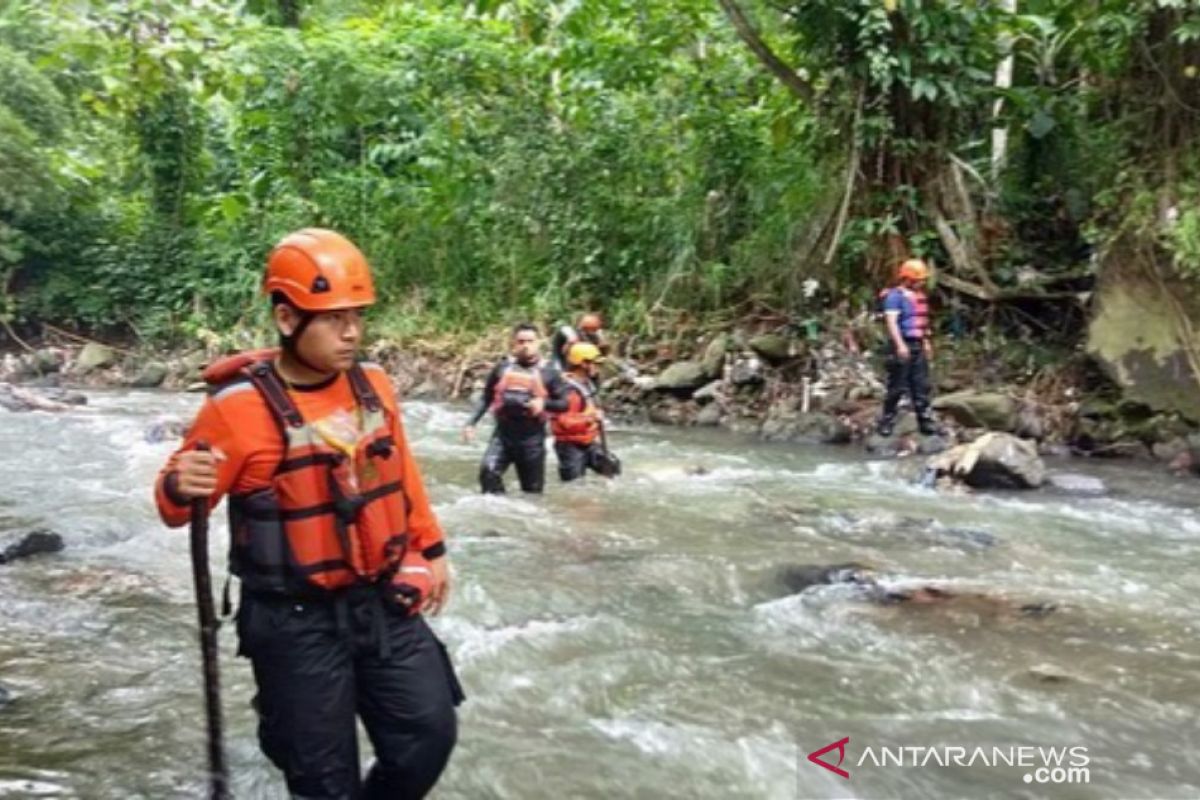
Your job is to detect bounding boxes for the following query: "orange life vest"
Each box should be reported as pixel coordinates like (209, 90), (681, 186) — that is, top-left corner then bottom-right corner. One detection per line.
(551, 376), (599, 445)
(203, 351), (409, 596)
(489, 358), (548, 420)
(878, 286), (930, 340)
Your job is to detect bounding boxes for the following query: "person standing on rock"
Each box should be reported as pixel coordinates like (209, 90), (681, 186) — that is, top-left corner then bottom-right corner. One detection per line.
(154, 228), (462, 799)
(462, 323), (567, 493)
(550, 312), (608, 372)
(876, 258), (941, 437)
(550, 342), (620, 481)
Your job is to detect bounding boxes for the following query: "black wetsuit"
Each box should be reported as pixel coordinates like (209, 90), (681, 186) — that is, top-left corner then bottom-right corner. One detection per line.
(468, 357), (566, 493)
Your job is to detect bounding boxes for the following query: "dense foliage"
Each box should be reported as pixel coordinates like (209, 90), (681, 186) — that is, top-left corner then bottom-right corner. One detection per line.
(0, 0), (1196, 346)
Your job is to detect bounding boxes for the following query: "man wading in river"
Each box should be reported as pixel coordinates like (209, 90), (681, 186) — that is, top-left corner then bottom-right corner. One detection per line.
(462, 323), (567, 493)
(154, 228), (462, 799)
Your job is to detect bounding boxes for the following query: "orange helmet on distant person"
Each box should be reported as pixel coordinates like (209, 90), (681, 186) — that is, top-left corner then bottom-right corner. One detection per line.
(264, 228), (376, 312)
(566, 342), (602, 367)
(578, 312), (603, 333)
(897, 258), (930, 283)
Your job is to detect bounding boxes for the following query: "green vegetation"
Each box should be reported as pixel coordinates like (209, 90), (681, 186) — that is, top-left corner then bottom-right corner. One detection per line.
(0, 1), (1196, 348)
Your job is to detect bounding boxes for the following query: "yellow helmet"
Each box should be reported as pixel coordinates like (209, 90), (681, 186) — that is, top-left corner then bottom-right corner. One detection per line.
(566, 342), (602, 367)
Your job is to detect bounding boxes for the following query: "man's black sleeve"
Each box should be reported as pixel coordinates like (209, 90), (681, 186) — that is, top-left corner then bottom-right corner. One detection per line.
(468, 362), (502, 426)
(542, 365), (569, 413)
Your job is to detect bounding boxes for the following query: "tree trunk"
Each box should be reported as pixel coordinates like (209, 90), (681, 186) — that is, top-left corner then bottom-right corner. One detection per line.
(990, 0), (1017, 182)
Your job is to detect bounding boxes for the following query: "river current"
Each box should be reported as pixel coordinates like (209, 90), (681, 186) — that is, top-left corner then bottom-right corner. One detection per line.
(1, 390), (1197, 799)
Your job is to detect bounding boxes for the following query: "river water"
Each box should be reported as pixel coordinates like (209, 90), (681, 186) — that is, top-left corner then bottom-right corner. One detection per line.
(0, 390), (1197, 799)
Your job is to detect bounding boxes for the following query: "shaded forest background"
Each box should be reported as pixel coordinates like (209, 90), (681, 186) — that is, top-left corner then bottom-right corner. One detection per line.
(0, 0), (1197, 364)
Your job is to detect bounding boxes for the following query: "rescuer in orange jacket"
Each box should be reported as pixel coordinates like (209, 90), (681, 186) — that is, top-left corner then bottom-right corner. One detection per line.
(550, 342), (618, 481)
(154, 228), (462, 799)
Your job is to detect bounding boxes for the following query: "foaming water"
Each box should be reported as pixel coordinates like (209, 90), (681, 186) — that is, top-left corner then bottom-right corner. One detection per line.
(1, 394), (1199, 798)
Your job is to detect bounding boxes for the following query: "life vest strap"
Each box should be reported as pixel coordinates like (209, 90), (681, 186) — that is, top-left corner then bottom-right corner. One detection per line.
(246, 362), (305, 429)
(266, 480), (404, 522)
(347, 362), (382, 412)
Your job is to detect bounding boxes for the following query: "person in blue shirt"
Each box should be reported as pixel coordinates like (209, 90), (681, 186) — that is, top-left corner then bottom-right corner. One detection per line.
(877, 258), (941, 437)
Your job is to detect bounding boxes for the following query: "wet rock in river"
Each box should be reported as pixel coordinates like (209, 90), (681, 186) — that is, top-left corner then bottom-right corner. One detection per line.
(778, 563), (874, 594)
(0, 383), (83, 413)
(0, 529), (65, 565)
(1025, 663), (1075, 685)
(926, 432), (1045, 489)
(775, 563), (1054, 620)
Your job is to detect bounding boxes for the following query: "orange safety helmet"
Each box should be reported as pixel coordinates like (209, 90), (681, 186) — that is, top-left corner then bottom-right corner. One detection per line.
(897, 258), (930, 283)
(566, 342), (602, 367)
(264, 228), (376, 312)
(578, 312), (603, 333)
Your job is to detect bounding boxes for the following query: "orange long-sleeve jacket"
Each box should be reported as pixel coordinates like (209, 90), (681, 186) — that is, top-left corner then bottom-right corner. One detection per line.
(154, 362), (445, 561)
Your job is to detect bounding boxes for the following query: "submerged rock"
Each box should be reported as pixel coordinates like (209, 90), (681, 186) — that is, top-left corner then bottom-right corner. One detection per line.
(775, 563), (1053, 619)
(0, 383), (82, 413)
(1025, 663), (1075, 685)
(0, 529), (65, 565)
(777, 563), (874, 596)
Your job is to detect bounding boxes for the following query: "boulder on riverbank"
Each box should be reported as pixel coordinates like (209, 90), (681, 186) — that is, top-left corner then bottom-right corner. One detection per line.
(933, 390), (1016, 432)
(1087, 257), (1200, 422)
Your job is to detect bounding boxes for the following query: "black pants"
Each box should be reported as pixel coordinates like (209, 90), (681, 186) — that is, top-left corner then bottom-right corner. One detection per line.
(237, 587), (463, 800)
(554, 440), (606, 482)
(880, 340), (932, 424)
(479, 431), (545, 493)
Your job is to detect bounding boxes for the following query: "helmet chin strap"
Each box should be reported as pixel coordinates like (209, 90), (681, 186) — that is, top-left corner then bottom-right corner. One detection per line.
(280, 312), (330, 376)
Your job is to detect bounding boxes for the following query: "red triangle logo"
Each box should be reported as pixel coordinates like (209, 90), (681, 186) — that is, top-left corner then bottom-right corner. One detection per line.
(807, 736), (851, 779)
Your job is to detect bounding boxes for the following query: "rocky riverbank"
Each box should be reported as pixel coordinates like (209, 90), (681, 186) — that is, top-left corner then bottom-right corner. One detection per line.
(3, 323), (1199, 479)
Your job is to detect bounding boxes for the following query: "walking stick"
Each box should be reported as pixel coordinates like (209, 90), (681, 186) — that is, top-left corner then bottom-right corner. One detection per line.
(595, 415), (622, 478)
(188, 442), (229, 800)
